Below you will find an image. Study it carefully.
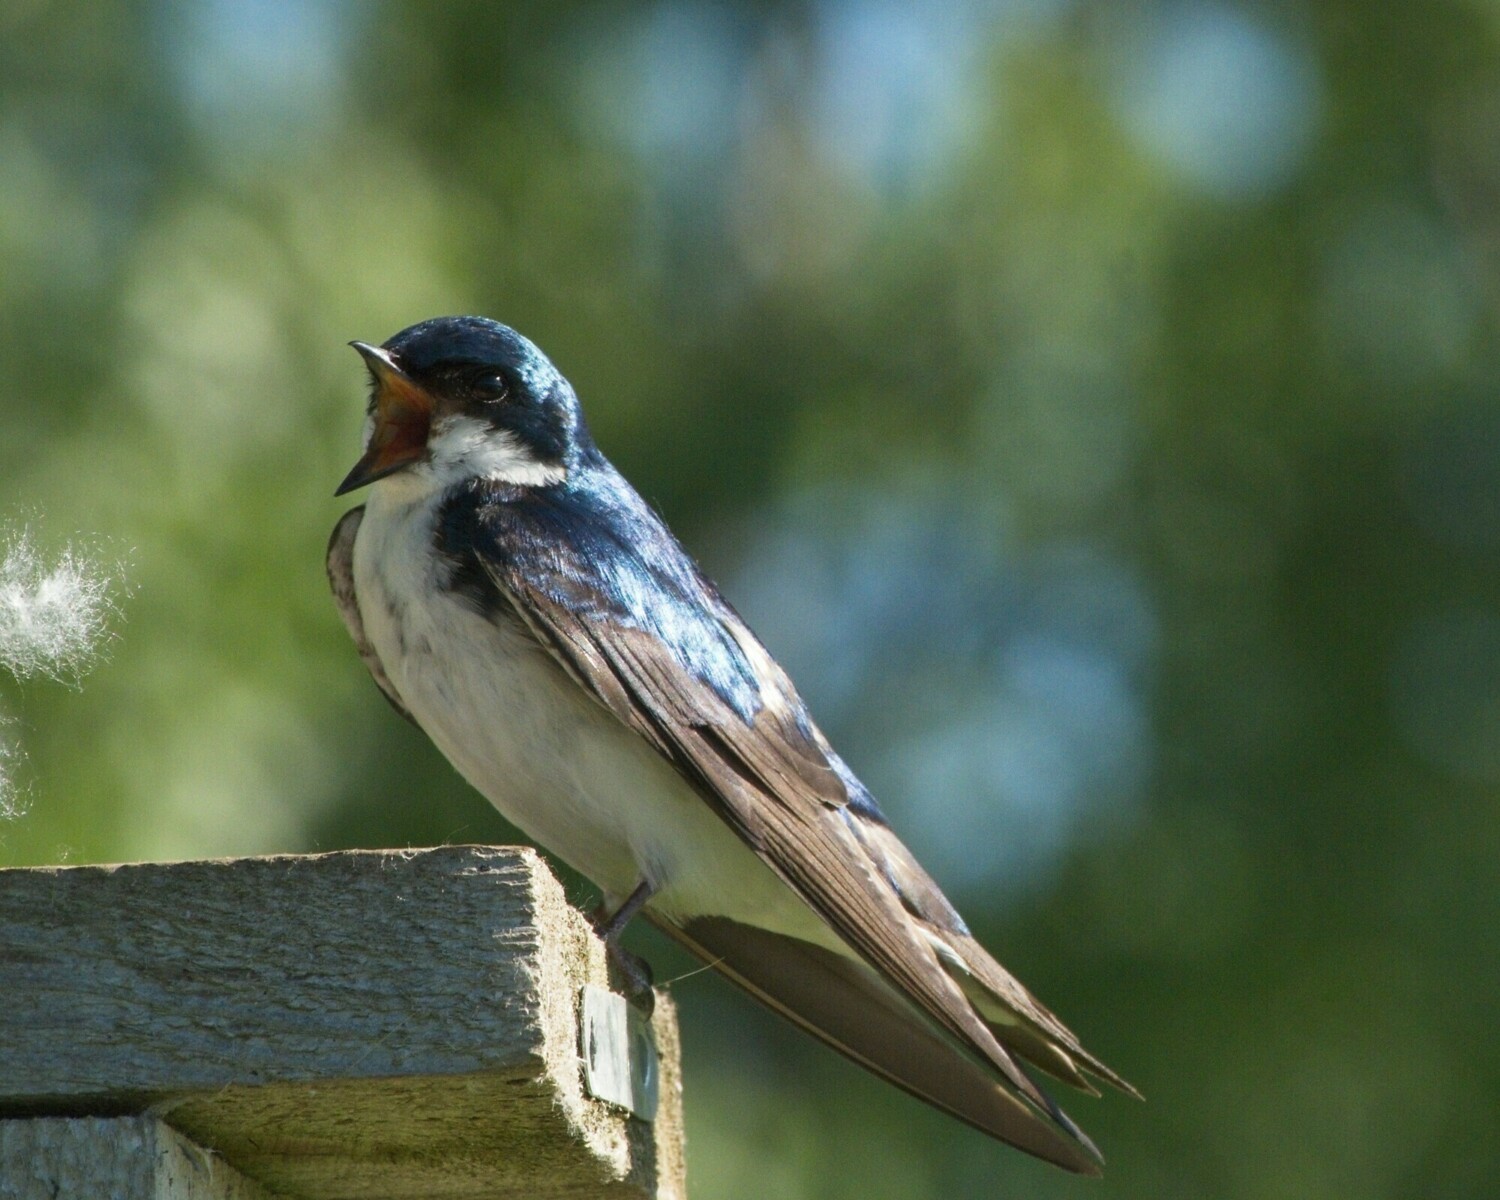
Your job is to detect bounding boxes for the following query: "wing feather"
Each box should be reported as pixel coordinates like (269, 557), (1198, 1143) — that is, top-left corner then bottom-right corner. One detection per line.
(469, 493), (1090, 1119)
(327, 506), (417, 726)
(415, 477), (1132, 1163)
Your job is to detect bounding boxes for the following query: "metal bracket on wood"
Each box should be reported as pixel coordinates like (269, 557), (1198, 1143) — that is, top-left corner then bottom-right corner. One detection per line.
(580, 984), (660, 1120)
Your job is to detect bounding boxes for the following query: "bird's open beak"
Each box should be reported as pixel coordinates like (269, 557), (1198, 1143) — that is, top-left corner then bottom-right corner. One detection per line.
(335, 342), (437, 496)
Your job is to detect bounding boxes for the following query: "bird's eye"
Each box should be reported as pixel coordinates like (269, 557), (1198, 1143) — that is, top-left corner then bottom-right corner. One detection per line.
(473, 372), (509, 401)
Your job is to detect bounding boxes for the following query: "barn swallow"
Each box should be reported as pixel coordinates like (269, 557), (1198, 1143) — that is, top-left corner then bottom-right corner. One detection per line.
(327, 315), (1135, 1173)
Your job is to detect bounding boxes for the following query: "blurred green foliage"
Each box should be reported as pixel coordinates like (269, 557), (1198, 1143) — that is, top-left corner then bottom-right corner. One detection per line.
(3, 1), (1498, 1196)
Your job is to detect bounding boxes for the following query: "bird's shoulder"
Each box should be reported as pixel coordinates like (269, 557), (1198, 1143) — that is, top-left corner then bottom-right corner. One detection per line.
(431, 459), (853, 811)
(434, 461), (764, 716)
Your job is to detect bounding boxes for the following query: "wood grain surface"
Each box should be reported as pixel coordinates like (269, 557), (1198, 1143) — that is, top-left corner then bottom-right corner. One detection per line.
(0, 846), (683, 1199)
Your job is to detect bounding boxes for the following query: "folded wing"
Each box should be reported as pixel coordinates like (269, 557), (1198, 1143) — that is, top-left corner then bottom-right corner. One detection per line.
(457, 479), (1133, 1171)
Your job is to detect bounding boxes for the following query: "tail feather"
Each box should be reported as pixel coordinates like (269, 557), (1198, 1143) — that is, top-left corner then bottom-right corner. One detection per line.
(943, 929), (1142, 1101)
(653, 914), (1105, 1175)
(844, 800), (1138, 1100)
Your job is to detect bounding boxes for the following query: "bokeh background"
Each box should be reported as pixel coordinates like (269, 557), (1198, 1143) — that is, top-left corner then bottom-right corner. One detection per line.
(3, 1), (1498, 1196)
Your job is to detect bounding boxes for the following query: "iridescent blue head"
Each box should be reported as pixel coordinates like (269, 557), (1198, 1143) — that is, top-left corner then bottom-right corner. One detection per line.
(335, 316), (586, 496)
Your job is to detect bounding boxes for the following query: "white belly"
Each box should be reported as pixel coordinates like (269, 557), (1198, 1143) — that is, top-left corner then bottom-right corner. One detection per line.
(350, 485), (838, 947)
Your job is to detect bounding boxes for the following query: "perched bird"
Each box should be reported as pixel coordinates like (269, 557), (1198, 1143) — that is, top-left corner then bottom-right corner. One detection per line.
(328, 316), (1135, 1173)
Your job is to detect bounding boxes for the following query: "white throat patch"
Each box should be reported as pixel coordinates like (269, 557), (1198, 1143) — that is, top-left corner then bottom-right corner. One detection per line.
(426, 414), (567, 489)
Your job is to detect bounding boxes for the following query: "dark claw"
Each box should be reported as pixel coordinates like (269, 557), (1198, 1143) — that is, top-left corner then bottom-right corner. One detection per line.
(591, 881), (657, 1013)
(606, 941), (656, 1017)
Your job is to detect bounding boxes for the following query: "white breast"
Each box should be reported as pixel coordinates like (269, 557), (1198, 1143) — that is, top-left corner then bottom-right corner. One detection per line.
(349, 477), (839, 948)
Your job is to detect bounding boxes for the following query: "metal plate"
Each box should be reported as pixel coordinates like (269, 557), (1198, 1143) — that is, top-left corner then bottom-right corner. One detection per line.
(579, 984), (659, 1121)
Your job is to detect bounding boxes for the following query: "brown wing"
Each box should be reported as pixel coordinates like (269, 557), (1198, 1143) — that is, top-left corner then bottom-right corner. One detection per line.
(326, 506), (417, 727)
(846, 812), (1141, 1098)
(481, 553), (1107, 1148)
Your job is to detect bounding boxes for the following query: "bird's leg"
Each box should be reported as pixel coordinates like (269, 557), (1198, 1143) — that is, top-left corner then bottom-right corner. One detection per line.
(595, 880), (657, 1014)
(598, 879), (655, 940)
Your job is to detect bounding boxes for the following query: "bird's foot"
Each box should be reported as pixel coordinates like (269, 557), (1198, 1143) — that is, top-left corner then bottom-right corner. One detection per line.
(605, 940), (656, 1016)
(593, 880), (657, 1015)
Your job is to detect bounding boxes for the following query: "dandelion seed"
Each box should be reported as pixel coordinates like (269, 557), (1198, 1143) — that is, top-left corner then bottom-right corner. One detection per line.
(0, 526), (125, 684)
(0, 522), (129, 819)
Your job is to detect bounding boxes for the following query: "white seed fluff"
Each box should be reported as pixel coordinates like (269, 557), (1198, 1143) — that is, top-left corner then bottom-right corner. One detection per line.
(0, 524), (128, 819)
(0, 527), (123, 684)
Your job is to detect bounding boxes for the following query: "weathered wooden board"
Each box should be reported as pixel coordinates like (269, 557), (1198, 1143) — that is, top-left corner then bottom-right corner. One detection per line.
(0, 1116), (279, 1200)
(0, 846), (684, 1199)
